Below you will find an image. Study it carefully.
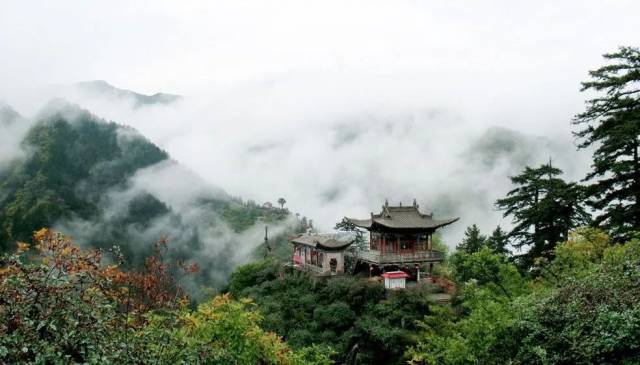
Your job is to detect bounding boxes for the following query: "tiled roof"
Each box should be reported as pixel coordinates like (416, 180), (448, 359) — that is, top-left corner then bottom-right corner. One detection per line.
(345, 200), (458, 230)
(291, 233), (355, 250)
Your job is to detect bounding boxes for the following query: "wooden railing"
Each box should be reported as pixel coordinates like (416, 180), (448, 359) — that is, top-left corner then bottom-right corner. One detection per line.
(351, 249), (444, 264)
(295, 262), (327, 274)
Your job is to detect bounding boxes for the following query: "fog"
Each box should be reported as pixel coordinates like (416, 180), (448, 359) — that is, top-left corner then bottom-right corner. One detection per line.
(57, 157), (293, 289)
(1, 1), (640, 247)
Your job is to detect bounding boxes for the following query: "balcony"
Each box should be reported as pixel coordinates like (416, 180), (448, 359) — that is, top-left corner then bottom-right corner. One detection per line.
(349, 249), (444, 264)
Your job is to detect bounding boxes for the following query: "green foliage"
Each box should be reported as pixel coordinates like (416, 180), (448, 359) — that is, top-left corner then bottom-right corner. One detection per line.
(219, 198), (289, 233)
(450, 247), (526, 299)
(539, 227), (611, 282)
(0, 232), (330, 365)
(335, 218), (367, 250)
(354, 289), (433, 364)
(409, 228), (640, 365)
(495, 163), (590, 269)
(0, 253), (137, 363)
(456, 224), (487, 254)
(227, 258), (279, 294)
(573, 47), (640, 241)
(486, 225), (509, 255)
(0, 103), (293, 294)
(0, 105), (168, 249)
(408, 294), (519, 365)
(141, 294), (331, 365)
(227, 260), (432, 364)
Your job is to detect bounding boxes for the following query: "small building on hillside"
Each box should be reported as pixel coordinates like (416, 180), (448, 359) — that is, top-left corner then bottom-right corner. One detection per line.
(382, 271), (410, 289)
(291, 233), (355, 276)
(344, 199), (458, 277)
(289, 199), (458, 286)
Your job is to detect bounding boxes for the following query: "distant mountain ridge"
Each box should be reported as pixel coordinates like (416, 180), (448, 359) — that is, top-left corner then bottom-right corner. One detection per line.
(75, 80), (182, 107)
(0, 102), (21, 126)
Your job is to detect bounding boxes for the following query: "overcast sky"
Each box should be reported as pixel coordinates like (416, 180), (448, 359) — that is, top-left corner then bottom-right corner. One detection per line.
(1, 1), (639, 246)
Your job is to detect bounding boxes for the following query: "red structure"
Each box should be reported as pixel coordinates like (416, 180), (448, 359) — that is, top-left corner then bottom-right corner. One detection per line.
(344, 199), (458, 278)
(381, 271), (411, 279)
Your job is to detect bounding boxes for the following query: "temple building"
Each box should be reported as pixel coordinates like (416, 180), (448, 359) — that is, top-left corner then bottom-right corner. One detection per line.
(290, 199), (458, 283)
(345, 199), (458, 277)
(291, 234), (355, 276)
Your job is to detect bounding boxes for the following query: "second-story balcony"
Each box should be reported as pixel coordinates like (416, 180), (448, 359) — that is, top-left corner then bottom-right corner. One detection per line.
(349, 249), (445, 265)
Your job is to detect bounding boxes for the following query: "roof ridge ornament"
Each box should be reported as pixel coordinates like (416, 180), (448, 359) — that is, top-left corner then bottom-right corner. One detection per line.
(383, 199), (391, 217)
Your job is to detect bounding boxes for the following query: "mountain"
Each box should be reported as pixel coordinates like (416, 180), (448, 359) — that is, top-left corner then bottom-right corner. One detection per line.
(0, 100), (289, 292)
(75, 80), (182, 107)
(0, 102), (22, 126)
(466, 126), (567, 170)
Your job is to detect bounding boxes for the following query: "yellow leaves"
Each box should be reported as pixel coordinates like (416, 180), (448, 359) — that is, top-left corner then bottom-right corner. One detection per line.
(182, 313), (199, 331)
(240, 297), (254, 305)
(212, 292), (232, 307)
(33, 227), (49, 241)
(178, 297), (190, 309)
(16, 242), (30, 253)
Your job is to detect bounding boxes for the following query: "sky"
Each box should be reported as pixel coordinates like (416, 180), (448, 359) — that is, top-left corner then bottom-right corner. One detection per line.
(1, 0), (639, 246)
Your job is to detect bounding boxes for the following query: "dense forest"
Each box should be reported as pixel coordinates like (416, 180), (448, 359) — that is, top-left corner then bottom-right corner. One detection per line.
(0, 100), (295, 293)
(1, 47), (640, 364)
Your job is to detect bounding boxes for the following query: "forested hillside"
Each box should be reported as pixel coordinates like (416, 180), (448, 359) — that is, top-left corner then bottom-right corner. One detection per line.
(1, 46), (640, 364)
(0, 100), (292, 292)
(0, 101), (168, 248)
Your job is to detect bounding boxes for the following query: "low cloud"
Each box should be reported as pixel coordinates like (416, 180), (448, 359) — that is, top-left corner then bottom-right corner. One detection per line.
(1, 0), (636, 249)
(35, 80), (591, 248)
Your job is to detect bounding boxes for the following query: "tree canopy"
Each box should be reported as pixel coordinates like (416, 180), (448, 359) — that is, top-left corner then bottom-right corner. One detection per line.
(573, 46), (640, 241)
(495, 163), (590, 268)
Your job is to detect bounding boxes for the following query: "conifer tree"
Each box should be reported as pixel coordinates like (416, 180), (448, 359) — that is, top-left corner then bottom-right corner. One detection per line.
(486, 225), (510, 255)
(335, 218), (367, 249)
(573, 46), (640, 241)
(496, 163), (590, 267)
(456, 224), (487, 254)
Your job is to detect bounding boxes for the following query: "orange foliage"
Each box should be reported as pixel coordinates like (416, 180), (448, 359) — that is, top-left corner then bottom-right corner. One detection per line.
(30, 228), (199, 321)
(104, 236), (200, 317)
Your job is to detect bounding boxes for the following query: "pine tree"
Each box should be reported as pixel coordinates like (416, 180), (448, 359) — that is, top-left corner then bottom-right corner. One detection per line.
(496, 163), (590, 267)
(335, 218), (367, 249)
(573, 47), (640, 241)
(486, 225), (509, 255)
(456, 224), (487, 254)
